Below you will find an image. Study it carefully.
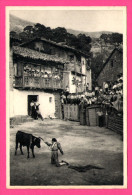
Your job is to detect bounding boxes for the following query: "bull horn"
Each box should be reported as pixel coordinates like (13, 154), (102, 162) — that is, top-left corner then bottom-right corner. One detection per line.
(38, 137), (44, 141)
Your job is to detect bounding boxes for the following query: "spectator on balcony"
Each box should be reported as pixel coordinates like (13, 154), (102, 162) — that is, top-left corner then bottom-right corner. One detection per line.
(31, 69), (35, 77)
(41, 70), (44, 77)
(44, 72), (48, 78)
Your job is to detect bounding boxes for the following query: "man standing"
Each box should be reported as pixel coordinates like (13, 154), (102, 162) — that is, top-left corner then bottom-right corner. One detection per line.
(36, 101), (44, 121)
(30, 100), (34, 118)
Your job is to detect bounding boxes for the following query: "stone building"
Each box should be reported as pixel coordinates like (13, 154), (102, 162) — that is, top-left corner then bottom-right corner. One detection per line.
(9, 37), (92, 119)
(96, 48), (123, 87)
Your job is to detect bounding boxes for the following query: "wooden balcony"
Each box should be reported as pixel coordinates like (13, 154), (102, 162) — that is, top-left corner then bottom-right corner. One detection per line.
(15, 76), (62, 90)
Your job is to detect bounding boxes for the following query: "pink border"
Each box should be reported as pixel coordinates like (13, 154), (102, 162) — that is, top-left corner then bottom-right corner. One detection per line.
(0, 0), (131, 194)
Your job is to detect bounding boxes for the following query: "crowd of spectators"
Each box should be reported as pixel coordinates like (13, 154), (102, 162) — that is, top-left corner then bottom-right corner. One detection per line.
(61, 73), (123, 114)
(24, 66), (61, 80)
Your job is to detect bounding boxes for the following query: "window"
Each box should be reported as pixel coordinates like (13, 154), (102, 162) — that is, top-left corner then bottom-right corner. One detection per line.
(49, 97), (52, 103)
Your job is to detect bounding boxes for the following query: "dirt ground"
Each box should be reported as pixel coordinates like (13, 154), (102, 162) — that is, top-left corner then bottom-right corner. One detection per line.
(9, 119), (123, 186)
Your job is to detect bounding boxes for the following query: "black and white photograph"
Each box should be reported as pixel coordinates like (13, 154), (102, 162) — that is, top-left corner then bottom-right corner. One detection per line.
(6, 6), (127, 188)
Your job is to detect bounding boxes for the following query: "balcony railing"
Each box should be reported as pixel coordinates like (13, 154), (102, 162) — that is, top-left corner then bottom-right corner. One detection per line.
(15, 76), (62, 90)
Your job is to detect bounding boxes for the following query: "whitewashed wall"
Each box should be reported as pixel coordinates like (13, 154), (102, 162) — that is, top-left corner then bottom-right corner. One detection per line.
(9, 89), (55, 118)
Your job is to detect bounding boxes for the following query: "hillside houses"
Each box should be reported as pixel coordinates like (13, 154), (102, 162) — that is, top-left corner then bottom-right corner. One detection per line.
(9, 37), (92, 119)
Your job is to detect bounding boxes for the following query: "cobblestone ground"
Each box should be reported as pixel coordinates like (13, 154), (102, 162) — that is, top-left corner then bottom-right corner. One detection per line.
(9, 119), (123, 186)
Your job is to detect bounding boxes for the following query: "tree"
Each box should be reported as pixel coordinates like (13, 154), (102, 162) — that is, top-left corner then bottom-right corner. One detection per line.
(100, 33), (123, 45)
(24, 25), (34, 34)
(15, 23), (92, 54)
(100, 34), (109, 44)
(19, 32), (29, 42)
(44, 27), (53, 40)
(66, 33), (80, 48)
(10, 31), (18, 39)
(76, 34), (92, 53)
(52, 27), (67, 43)
(91, 53), (104, 86)
(111, 33), (123, 45)
(33, 23), (47, 38)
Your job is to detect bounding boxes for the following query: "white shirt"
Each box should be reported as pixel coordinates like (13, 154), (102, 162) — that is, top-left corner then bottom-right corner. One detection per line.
(105, 83), (108, 88)
(30, 102), (34, 107)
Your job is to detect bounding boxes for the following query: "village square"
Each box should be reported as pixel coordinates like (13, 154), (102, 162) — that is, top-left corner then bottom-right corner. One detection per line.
(10, 119), (123, 186)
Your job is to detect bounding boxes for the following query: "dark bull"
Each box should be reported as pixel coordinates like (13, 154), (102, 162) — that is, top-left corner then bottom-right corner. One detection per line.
(15, 131), (44, 158)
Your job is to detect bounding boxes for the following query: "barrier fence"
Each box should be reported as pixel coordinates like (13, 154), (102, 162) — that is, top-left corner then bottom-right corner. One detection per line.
(63, 104), (123, 135)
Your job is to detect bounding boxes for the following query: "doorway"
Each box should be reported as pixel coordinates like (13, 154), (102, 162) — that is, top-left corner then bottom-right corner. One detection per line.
(28, 95), (38, 115)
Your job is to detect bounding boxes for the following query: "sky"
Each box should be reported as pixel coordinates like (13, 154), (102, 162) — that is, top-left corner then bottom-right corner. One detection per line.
(10, 8), (124, 33)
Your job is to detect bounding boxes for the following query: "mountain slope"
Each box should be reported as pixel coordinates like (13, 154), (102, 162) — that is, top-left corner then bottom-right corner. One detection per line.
(10, 14), (34, 33)
(10, 14), (114, 39)
(67, 29), (114, 38)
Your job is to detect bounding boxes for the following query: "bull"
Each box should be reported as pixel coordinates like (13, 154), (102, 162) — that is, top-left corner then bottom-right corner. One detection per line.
(15, 131), (44, 158)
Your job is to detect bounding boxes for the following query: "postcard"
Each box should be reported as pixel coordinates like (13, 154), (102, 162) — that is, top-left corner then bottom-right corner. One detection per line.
(0, 0), (131, 195)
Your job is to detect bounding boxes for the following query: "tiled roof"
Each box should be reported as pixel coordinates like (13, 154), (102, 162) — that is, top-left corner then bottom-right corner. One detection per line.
(13, 46), (69, 64)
